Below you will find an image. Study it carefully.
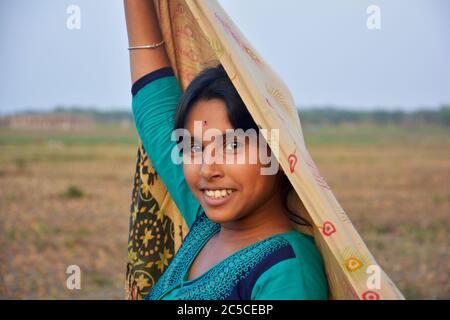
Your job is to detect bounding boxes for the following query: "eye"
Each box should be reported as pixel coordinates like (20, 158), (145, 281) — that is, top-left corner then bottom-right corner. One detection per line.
(225, 140), (242, 152)
(190, 144), (202, 154)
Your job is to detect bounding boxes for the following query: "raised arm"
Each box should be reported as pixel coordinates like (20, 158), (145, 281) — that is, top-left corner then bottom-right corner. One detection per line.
(124, 0), (170, 84)
(123, 0), (203, 229)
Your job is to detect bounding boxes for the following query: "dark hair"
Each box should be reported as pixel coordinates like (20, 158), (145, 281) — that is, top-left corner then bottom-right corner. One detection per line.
(174, 64), (311, 227)
(174, 64), (257, 132)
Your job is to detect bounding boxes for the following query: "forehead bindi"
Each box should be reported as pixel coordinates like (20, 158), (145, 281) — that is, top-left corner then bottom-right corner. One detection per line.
(185, 98), (233, 134)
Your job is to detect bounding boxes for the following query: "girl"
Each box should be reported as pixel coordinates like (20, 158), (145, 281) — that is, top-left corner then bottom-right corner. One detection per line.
(125, 0), (328, 300)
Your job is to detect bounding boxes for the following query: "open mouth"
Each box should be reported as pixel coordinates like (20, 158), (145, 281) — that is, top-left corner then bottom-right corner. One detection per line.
(201, 189), (236, 207)
(203, 189), (235, 198)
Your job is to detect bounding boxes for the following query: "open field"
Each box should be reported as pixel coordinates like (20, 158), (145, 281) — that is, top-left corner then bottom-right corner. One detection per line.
(0, 123), (449, 299)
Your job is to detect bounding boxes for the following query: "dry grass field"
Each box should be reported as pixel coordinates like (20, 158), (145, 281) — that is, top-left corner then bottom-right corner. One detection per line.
(0, 123), (449, 299)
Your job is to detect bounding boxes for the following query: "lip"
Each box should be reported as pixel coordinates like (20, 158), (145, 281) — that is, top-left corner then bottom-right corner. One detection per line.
(202, 190), (236, 207)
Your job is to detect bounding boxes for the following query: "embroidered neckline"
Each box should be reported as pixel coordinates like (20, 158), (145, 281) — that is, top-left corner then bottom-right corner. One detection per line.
(182, 222), (220, 283)
(146, 211), (297, 300)
(182, 219), (297, 284)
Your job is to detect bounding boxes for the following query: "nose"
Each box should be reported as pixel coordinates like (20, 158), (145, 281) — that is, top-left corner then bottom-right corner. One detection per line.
(200, 147), (224, 180)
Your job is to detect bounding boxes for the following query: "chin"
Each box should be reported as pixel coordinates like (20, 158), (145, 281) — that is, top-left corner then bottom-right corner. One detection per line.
(203, 210), (236, 224)
(203, 207), (248, 225)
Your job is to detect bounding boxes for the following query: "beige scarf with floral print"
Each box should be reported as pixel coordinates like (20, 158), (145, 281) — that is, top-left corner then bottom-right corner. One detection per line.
(125, 0), (404, 300)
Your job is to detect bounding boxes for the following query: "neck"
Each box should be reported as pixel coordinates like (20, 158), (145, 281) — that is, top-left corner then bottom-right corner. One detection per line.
(217, 191), (294, 244)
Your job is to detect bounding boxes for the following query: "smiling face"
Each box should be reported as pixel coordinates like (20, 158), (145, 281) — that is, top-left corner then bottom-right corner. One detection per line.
(183, 98), (285, 225)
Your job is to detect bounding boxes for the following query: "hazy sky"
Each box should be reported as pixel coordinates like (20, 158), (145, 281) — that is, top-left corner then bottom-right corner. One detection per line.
(0, 0), (449, 115)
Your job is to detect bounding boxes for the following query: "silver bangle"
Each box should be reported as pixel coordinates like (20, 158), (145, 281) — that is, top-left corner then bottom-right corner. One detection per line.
(128, 40), (165, 50)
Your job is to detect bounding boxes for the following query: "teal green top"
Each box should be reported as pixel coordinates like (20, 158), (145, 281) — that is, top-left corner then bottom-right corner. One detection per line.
(131, 68), (329, 300)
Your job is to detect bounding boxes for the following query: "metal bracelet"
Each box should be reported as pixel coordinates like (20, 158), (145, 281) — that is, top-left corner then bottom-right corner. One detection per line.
(128, 40), (165, 50)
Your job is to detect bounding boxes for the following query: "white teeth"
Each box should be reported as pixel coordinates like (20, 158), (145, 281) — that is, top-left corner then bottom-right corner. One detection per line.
(204, 189), (234, 199)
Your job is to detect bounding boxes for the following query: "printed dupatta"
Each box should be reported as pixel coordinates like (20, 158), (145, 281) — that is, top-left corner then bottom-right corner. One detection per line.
(125, 0), (404, 300)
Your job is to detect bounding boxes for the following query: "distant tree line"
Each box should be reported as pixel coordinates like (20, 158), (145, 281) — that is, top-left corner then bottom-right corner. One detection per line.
(52, 106), (133, 123)
(12, 105), (450, 127)
(298, 105), (450, 127)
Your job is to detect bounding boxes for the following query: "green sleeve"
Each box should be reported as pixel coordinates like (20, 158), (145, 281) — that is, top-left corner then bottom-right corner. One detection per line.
(251, 256), (329, 300)
(132, 75), (203, 228)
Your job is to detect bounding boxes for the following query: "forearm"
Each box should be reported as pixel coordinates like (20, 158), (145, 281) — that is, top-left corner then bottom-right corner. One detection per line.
(124, 0), (170, 84)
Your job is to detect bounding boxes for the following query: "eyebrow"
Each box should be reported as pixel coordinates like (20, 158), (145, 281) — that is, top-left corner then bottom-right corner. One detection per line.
(189, 132), (241, 145)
